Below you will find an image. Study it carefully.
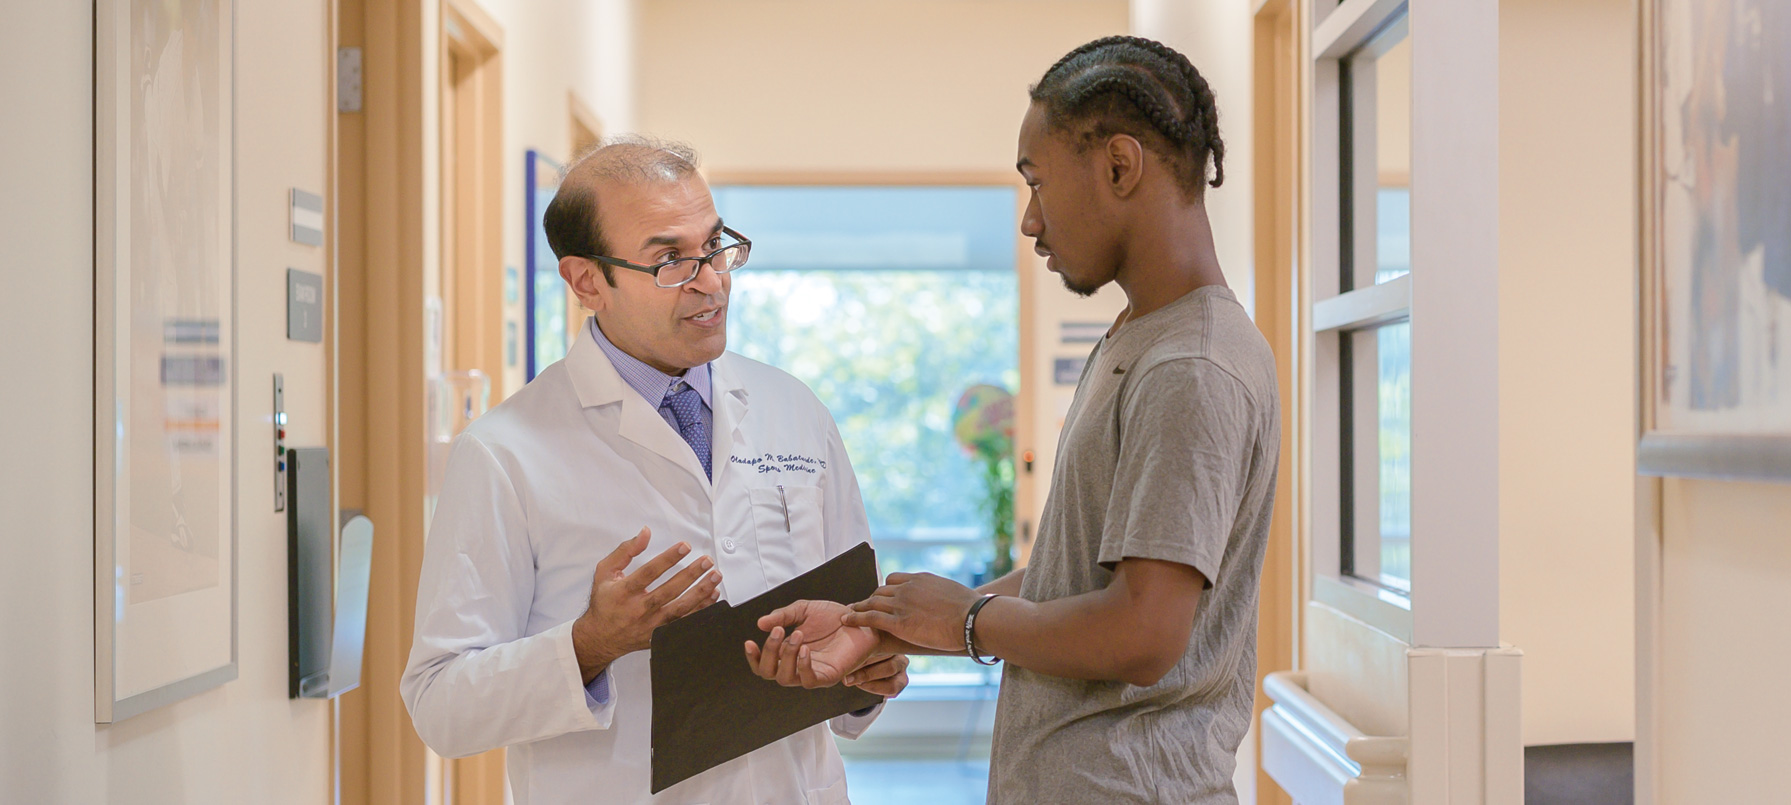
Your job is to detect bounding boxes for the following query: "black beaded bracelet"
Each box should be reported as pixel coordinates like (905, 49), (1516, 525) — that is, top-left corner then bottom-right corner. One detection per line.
(964, 593), (1001, 666)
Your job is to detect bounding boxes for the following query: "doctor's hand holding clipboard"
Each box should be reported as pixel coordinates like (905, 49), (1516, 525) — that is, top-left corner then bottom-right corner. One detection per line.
(571, 527), (723, 685)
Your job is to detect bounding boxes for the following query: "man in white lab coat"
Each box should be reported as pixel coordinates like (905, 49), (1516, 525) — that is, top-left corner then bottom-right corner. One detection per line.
(402, 137), (908, 805)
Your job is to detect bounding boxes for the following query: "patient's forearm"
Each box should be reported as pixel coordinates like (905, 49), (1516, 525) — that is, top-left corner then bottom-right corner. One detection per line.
(873, 633), (953, 657)
(977, 567), (1026, 597)
(870, 585), (1182, 683)
(965, 592), (1153, 684)
(875, 562), (1201, 686)
(974, 561), (1201, 686)
(868, 569), (1027, 657)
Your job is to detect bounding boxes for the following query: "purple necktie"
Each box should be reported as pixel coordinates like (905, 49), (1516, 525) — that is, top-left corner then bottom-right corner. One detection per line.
(660, 383), (712, 481)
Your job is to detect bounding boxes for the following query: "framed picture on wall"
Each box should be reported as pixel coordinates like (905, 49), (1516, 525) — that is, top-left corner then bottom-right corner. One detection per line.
(94, 0), (239, 722)
(1639, 0), (1791, 482)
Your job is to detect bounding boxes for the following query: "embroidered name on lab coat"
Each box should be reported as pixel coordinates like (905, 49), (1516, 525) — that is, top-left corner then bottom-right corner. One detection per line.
(729, 453), (828, 474)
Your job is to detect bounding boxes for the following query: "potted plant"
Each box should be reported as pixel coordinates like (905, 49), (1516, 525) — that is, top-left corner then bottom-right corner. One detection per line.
(953, 384), (1017, 580)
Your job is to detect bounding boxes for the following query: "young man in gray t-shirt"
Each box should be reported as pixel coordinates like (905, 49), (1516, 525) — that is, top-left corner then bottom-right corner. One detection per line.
(747, 36), (1280, 804)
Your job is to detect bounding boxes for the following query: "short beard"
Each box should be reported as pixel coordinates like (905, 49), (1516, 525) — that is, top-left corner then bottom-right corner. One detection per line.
(1060, 274), (1104, 298)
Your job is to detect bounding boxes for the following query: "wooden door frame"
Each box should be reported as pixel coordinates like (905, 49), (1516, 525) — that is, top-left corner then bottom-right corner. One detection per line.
(569, 91), (603, 155)
(326, 0), (344, 794)
(333, 0), (431, 802)
(1251, 0), (1303, 802)
(1634, 0), (1661, 800)
(332, 0), (505, 803)
(442, 0), (505, 401)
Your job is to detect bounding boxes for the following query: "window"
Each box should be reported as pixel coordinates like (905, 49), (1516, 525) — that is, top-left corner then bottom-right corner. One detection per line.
(1314, 7), (1415, 602)
(1338, 24), (1411, 591)
(716, 185), (1019, 683)
(1308, 0), (1504, 649)
(1345, 30), (1412, 287)
(1343, 321), (1410, 590)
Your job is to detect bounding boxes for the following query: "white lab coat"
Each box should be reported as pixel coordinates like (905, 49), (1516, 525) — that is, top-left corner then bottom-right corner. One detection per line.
(402, 327), (880, 805)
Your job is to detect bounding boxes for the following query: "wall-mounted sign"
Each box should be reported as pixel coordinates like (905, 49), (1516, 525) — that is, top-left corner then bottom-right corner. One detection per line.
(1059, 321), (1107, 344)
(1054, 356), (1087, 386)
(290, 188), (323, 246)
(287, 269), (324, 343)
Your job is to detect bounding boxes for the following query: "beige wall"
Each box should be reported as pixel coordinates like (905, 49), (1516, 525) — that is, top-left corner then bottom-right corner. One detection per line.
(637, 0), (1129, 175)
(1375, 37), (1410, 181)
(1130, 0), (1256, 315)
(0, 1), (333, 801)
(1497, 0), (1637, 747)
(1655, 478), (1791, 802)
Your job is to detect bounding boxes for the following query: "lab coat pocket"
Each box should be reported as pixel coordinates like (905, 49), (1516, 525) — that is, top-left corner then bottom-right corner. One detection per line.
(748, 484), (826, 588)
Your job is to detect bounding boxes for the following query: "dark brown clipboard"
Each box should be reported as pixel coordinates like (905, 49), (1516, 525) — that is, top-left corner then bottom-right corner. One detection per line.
(649, 543), (883, 794)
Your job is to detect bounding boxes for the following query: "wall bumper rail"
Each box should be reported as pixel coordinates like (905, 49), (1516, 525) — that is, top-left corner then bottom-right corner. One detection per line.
(1262, 671), (1409, 805)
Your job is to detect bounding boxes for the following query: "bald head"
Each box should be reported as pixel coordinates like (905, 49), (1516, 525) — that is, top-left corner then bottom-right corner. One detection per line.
(544, 135), (702, 283)
(566, 135), (699, 187)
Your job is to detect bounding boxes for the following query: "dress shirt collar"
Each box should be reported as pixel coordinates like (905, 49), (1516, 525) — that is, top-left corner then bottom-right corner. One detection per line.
(588, 317), (713, 408)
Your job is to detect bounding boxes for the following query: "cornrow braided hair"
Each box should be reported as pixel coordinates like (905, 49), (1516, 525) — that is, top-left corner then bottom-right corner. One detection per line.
(1030, 35), (1225, 196)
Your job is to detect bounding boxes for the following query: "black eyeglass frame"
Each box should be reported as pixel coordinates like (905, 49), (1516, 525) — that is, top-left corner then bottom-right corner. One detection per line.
(583, 226), (752, 288)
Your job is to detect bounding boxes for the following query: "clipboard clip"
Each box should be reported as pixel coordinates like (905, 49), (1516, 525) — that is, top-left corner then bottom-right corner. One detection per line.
(776, 484), (791, 532)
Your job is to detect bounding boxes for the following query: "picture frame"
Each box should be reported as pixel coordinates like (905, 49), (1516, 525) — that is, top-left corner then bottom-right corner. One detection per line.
(524, 149), (569, 380)
(94, 0), (239, 722)
(1638, 0), (1791, 482)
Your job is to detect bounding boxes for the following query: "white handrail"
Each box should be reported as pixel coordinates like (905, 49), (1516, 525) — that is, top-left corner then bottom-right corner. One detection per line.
(1262, 671), (1409, 805)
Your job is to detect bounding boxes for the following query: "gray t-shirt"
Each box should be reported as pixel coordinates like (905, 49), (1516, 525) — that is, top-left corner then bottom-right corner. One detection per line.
(988, 285), (1281, 805)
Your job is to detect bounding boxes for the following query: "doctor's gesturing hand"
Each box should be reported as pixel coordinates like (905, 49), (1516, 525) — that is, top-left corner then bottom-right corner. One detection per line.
(571, 527), (723, 684)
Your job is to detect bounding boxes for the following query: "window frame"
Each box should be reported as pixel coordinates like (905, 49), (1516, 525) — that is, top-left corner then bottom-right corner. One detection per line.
(1306, 0), (1501, 648)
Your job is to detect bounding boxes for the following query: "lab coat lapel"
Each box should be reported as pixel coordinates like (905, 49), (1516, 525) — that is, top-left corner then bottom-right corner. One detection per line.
(566, 327), (713, 491)
(709, 355), (750, 499)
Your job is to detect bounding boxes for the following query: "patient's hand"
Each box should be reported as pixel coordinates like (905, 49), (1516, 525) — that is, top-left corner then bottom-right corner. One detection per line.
(745, 600), (881, 689)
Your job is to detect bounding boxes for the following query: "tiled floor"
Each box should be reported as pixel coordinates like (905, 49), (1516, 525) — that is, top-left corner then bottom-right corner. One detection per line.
(842, 758), (991, 805)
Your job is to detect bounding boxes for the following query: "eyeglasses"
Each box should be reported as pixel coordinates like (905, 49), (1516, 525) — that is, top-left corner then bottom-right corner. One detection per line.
(584, 226), (752, 288)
